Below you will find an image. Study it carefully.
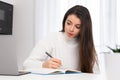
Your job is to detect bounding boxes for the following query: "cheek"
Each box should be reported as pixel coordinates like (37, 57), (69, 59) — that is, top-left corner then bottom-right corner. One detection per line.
(75, 30), (80, 36)
(64, 25), (69, 32)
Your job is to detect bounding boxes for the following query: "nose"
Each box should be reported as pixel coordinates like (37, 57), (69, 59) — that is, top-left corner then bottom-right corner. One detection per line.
(70, 26), (74, 32)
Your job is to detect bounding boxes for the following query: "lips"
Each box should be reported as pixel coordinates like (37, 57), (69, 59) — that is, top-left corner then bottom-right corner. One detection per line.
(67, 32), (73, 37)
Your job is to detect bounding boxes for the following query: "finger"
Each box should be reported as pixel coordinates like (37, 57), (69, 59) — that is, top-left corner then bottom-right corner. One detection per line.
(52, 61), (61, 67)
(51, 63), (61, 69)
(50, 58), (62, 65)
(51, 65), (59, 69)
(47, 61), (61, 69)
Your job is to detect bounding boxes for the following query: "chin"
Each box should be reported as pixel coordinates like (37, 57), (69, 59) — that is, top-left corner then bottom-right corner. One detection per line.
(66, 32), (75, 38)
(67, 35), (75, 38)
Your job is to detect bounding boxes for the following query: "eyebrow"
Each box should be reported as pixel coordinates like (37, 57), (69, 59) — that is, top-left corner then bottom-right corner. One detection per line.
(66, 20), (72, 23)
(66, 20), (80, 25)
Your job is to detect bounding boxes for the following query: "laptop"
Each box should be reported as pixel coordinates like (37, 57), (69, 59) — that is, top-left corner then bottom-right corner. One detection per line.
(0, 37), (30, 76)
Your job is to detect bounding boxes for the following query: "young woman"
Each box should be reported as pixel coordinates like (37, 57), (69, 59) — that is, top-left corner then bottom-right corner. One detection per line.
(23, 5), (99, 73)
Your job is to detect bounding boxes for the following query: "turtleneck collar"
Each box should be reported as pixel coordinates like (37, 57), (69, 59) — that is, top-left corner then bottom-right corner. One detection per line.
(61, 32), (79, 45)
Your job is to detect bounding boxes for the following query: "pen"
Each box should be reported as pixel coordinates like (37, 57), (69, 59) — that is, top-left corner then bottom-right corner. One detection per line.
(45, 52), (63, 68)
(45, 52), (53, 58)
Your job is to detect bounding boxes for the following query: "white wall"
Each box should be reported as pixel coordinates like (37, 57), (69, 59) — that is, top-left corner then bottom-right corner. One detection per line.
(0, 0), (34, 69)
(117, 0), (120, 45)
(13, 0), (34, 69)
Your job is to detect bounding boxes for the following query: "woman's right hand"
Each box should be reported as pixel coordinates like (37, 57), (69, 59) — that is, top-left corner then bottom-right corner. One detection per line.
(42, 58), (62, 69)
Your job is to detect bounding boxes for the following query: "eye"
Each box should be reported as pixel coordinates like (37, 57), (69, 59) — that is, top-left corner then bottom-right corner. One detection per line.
(67, 22), (71, 25)
(75, 25), (80, 29)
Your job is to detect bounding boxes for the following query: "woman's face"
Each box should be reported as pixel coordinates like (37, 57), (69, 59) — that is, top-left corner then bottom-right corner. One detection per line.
(65, 14), (81, 38)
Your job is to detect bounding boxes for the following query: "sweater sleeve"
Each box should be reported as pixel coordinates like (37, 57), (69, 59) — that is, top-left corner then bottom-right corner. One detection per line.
(23, 38), (54, 71)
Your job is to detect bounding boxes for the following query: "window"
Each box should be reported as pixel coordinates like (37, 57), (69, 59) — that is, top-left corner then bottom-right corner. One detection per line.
(35, 0), (100, 46)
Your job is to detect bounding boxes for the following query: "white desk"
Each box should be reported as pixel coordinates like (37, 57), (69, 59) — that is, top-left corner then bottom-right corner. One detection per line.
(0, 73), (106, 80)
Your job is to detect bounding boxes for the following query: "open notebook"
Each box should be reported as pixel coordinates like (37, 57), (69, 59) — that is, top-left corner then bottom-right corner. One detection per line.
(28, 68), (81, 75)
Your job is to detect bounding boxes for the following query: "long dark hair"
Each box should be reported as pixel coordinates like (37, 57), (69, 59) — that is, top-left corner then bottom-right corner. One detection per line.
(61, 5), (97, 73)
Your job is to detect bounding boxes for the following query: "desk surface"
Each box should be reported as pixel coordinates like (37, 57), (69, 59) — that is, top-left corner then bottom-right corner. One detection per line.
(0, 73), (106, 80)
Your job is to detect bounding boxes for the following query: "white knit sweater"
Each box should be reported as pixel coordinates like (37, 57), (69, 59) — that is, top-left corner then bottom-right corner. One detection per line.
(23, 32), (99, 73)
